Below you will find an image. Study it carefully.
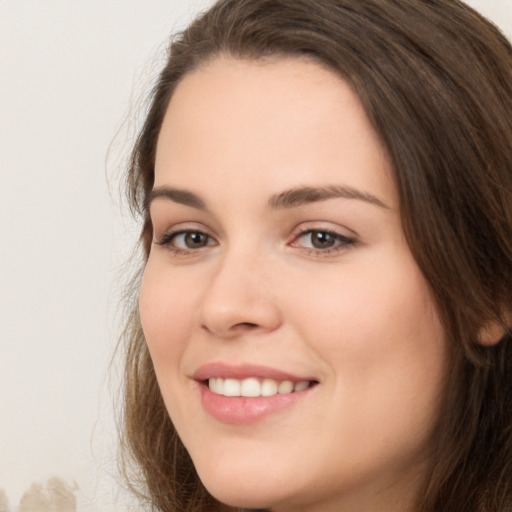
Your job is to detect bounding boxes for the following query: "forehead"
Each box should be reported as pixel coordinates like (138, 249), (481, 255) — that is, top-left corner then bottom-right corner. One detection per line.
(154, 56), (396, 207)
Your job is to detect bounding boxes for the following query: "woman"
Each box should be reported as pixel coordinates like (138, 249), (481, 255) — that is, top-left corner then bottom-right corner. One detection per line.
(120, 1), (512, 511)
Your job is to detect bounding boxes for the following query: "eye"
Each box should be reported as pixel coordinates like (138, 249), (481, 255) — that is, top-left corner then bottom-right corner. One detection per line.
(291, 229), (355, 254)
(155, 230), (216, 253)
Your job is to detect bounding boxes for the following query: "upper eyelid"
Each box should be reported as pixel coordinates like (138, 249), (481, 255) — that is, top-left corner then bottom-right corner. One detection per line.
(294, 226), (352, 237)
(290, 221), (359, 239)
(152, 220), (358, 244)
(153, 221), (214, 236)
(150, 213), (223, 238)
(291, 228), (356, 244)
(155, 227), (216, 243)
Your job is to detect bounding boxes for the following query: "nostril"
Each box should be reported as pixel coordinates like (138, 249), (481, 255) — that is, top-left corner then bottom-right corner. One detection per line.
(234, 322), (259, 331)
(200, 321), (258, 336)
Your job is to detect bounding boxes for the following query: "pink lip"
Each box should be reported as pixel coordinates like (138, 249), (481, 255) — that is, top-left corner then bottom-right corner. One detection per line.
(193, 362), (315, 382)
(193, 362), (318, 425)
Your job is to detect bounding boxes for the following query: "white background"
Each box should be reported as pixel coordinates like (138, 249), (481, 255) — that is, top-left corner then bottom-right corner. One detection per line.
(0, 1), (510, 510)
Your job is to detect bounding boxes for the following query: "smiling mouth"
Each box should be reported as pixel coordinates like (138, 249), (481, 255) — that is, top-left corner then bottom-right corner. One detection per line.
(197, 368), (319, 423)
(207, 377), (317, 397)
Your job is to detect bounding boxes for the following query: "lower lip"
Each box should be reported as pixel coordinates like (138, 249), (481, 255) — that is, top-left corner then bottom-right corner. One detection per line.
(199, 383), (313, 425)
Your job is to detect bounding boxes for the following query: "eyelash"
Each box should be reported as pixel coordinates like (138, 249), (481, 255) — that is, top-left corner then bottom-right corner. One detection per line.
(291, 229), (356, 256)
(154, 228), (356, 257)
(155, 230), (216, 255)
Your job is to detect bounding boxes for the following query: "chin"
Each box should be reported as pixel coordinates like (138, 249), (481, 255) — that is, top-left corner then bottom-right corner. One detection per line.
(200, 478), (275, 510)
(194, 457), (301, 511)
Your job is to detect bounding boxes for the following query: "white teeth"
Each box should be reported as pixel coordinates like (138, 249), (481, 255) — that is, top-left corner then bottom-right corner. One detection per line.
(240, 378), (261, 397)
(294, 381), (310, 392)
(209, 377), (222, 394)
(208, 377), (311, 397)
(261, 378), (278, 396)
(223, 378), (241, 397)
(277, 380), (294, 394)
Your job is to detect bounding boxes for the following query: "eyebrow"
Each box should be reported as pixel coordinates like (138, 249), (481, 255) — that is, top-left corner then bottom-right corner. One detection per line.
(269, 185), (389, 210)
(146, 186), (207, 211)
(146, 184), (389, 211)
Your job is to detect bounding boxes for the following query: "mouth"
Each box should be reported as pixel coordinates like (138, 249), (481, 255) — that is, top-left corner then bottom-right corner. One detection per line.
(207, 377), (316, 397)
(194, 363), (319, 424)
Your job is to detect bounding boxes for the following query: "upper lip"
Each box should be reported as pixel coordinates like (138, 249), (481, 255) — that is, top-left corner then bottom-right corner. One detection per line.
(193, 362), (318, 383)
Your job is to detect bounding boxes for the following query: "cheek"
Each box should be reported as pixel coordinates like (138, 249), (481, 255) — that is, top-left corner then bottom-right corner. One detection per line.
(291, 251), (443, 354)
(287, 258), (448, 476)
(138, 260), (198, 369)
(289, 254), (447, 417)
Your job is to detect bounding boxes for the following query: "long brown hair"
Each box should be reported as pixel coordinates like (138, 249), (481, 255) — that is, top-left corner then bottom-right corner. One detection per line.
(120, 1), (512, 511)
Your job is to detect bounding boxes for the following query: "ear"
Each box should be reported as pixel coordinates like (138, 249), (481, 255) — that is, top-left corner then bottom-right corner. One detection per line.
(478, 323), (506, 346)
(477, 313), (511, 346)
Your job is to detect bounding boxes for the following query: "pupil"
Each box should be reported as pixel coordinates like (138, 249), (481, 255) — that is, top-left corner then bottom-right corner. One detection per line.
(312, 231), (335, 249)
(186, 232), (206, 248)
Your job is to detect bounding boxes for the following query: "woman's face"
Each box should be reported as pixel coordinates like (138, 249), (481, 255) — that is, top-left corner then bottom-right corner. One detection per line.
(140, 57), (449, 512)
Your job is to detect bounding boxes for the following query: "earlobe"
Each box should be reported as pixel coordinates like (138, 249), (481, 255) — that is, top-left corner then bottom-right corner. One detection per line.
(477, 315), (510, 346)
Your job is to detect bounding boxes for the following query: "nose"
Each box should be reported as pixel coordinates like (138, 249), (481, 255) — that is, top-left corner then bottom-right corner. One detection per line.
(197, 250), (282, 339)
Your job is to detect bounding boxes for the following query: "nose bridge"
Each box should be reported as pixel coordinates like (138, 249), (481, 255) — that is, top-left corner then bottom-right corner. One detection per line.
(198, 238), (281, 337)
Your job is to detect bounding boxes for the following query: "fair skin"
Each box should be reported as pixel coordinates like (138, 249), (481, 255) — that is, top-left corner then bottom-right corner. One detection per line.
(139, 57), (449, 512)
